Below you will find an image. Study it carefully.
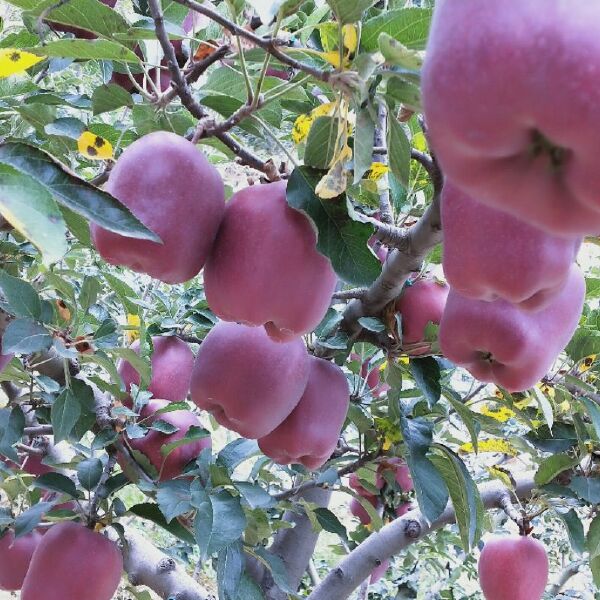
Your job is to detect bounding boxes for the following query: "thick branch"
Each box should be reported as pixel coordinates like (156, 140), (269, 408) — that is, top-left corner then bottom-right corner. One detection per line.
(548, 559), (585, 597)
(109, 528), (210, 600)
(307, 473), (536, 600)
(342, 193), (442, 336)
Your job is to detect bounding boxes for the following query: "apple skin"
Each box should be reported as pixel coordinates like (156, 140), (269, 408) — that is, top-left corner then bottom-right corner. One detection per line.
(258, 357), (349, 470)
(21, 454), (53, 477)
(21, 522), (123, 600)
(118, 336), (194, 407)
(124, 399), (211, 481)
(422, 0), (600, 237)
(91, 131), (225, 284)
(378, 458), (413, 493)
(0, 530), (43, 591)
(349, 496), (380, 526)
(0, 338), (13, 374)
(204, 182), (337, 342)
(395, 278), (449, 350)
(369, 559), (390, 585)
(350, 354), (389, 397)
(478, 535), (549, 600)
(395, 502), (412, 518)
(442, 182), (581, 310)
(190, 322), (310, 439)
(439, 265), (585, 392)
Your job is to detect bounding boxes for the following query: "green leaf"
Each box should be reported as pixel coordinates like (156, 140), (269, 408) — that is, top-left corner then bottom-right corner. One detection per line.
(252, 547), (295, 594)
(14, 502), (53, 538)
(385, 77), (421, 111)
(409, 357), (441, 408)
(2, 319), (52, 354)
(387, 114), (411, 188)
(0, 270), (41, 320)
(26, 0), (131, 39)
(92, 83), (133, 115)
(304, 116), (340, 170)
(51, 388), (82, 443)
(0, 166), (67, 265)
(217, 439), (260, 471)
(129, 503), (195, 545)
(77, 458), (103, 491)
(534, 454), (578, 486)
(353, 106), (376, 184)
(234, 574), (263, 600)
(45, 117), (86, 140)
(557, 509), (585, 554)
(235, 482), (275, 509)
(357, 317), (386, 333)
(567, 329), (600, 363)
(443, 389), (480, 452)
(0, 142), (159, 241)
(192, 488), (247, 558)
(569, 476), (600, 504)
(0, 406), (25, 462)
(399, 415), (449, 522)
(34, 472), (78, 498)
(314, 507), (348, 541)
(378, 33), (422, 70)
(581, 397), (600, 441)
(217, 541), (244, 600)
(157, 480), (192, 522)
(161, 425), (210, 457)
(431, 445), (482, 551)
(29, 39), (139, 62)
(327, 0), (377, 24)
(589, 514), (600, 587)
(362, 8), (433, 51)
(287, 167), (381, 286)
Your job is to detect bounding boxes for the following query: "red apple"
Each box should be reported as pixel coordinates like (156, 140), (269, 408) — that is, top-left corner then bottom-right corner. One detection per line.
(0, 530), (42, 591)
(478, 535), (549, 600)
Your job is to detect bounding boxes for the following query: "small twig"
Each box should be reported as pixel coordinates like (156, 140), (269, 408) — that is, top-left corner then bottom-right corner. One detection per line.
(24, 425), (53, 436)
(548, 559), (585, 597)
(15, 442), (45, 456)
(497, 490), (524, 530)
(333, 288), (369, 301)
(1, 381), (19, 402)
(89, 452), (118, 522)
(375, 104), (393, 225)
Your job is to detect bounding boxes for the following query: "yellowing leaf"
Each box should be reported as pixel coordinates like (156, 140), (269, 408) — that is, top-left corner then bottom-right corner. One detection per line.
(125, 313), (141, 343)
(342, 24), (358, 56)
(479, 403), (515, 423)
(55, 299), (71, 322)
(367, 162), (389, 182)
(487, 466), (515, 490)
(316, 144), (352, 199)
(0, 49), (45, 78)
(292, 114), (314, 144)
(579, 355), (597, 373)
(312, 102), (336, 118)
(459, 439), (518, 457)
(77, 132), (113, 160)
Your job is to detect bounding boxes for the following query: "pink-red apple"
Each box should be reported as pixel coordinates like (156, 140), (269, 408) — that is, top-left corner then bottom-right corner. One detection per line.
(478, 535), (548, 600)
(21, 522), (122, 600)
(204, 182), (337, 341)
(91, 131), (225, 284)
(349, 496), (380, 526)
(442, 182), (581, 310)
(439, 265), (585, 392)
(124, 399), (211, 481)
(348, 471), (383, 499)
(378, 458), (413, 493)
(0, 530), (42, 591)
(118, 336), (194, 407)
(369, 558), (390, 585)
(190, 322), (310, 439)
(422, 0), (600, 236)
(395, 278), (449, 351)
(258, 356), (349, 470)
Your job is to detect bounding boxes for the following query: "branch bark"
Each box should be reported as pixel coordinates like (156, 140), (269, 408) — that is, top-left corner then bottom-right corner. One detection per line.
(306, 473), (536, 600)
(548, 559), (585, 597)
(108, 527), (212, 600)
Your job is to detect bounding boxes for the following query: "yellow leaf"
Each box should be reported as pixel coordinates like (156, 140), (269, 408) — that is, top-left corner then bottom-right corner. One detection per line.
(342, 24), (358, 56)
(55, 299), (71, 322)
(487, 466), (515, 490)
(292, 113), (314, 144)
(578, 354), (597, 373)
(459, 438), (518, 456)
(316, 144), (352, 199)
(0, 49), (45, 78)
(125, 314), (141, 343)
(367, 162), (389, 182)
(77, 132), (113, 160)
(312, 102), (336, 118)
(479, 403), (515, 423)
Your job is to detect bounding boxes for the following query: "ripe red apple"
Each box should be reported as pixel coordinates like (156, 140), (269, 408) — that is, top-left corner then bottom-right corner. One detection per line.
(395, 278), (449, 352)
(190, 322), (310, 439)
(439, 265), (585, 392)
(124, 399), (211, 481)
(204, 182), (337, 342)
(442, 183), (581, 310)
(118, 336), (194, 407)
(21, 521), (123, 600)
(422, 0), (600, 236)
(0, 338), (13, 374)
(349, 496), (380, 526)
(378, 458), (413, 493)
(395, 502), (412, 518)
(47, 0), (117, 39)
(0, 529), (42, 591)
(91, 131), (225, 284)
(21, 453), (53, 477)
(350, 354), (389, 397)
(258, 356), (349, 470)
(478, 535), (549, 600)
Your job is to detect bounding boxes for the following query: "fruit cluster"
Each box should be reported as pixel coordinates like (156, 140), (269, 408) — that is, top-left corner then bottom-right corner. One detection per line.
(423, 0), (588, 393)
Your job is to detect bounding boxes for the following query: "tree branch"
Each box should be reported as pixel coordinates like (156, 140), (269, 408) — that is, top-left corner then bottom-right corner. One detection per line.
(548, 559), (585, 597)
(374, 104), (393, 225)
(307, 473), (536, 600)
(108, 527), (211, 600)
